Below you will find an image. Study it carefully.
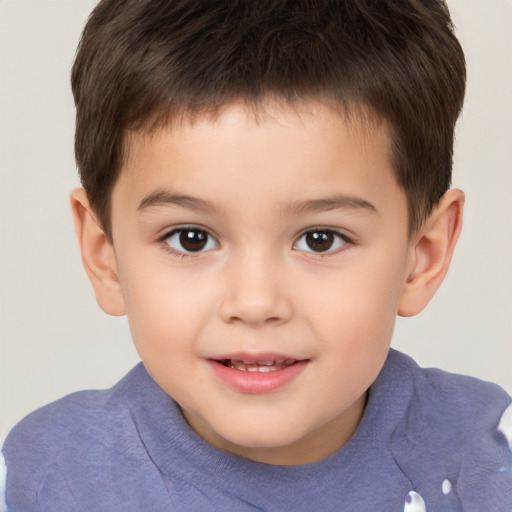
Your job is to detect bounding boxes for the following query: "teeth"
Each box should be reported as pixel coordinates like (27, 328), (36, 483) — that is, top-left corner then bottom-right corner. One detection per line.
(225, 359), (298, 372)
(239, 360), (277, 366)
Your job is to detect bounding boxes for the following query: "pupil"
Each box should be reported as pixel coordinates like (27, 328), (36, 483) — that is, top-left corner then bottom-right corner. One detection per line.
(306, 231), (334, 252)
(180, 230), (208, 252)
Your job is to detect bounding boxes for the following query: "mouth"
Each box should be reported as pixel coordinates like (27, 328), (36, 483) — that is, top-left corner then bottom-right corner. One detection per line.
(216, 359), (299, 372)
(208, 356), (309, 393)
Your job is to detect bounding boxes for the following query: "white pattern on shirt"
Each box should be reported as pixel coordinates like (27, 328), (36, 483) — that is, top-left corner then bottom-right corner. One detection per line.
(0, 451), (7, 512)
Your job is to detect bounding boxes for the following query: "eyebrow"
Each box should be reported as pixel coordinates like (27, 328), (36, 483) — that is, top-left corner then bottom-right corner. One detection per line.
(282, 195), (378, 216)
(137, 189), (221, 213)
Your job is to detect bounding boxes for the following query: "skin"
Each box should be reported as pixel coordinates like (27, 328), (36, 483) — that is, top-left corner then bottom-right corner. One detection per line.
(71, 100), (464, 465)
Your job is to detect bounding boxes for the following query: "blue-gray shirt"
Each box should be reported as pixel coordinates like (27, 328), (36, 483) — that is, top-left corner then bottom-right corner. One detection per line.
(2, 349), (512, 511)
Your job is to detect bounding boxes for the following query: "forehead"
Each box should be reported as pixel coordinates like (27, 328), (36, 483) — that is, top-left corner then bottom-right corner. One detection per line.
(113, 99), (403, 222)
(124, 99), (391, 170)
(126, 97), (389, 155)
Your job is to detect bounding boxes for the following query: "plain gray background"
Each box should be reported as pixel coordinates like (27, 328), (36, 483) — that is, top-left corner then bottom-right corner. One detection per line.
(1, 0), (511, 442)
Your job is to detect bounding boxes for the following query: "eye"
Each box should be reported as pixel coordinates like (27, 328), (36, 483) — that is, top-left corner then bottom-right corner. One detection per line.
(163, 227), (218, 254)
(294, 229), (348, 253)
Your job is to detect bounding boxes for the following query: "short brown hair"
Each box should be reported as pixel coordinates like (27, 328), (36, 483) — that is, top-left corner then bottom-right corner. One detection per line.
(72, 0), (465, 238)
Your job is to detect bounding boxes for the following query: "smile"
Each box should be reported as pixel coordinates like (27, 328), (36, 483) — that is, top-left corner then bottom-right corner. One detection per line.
(209, 357), (309, 394)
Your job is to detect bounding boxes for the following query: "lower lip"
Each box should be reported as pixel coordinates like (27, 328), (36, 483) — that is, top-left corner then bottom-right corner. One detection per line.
(208, 360), (308, 394)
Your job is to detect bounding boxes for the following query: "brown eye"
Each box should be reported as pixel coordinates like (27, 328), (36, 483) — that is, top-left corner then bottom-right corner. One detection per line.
(165, 228), (218, 253)
(305, 231), (334, 252)
(180, 230), (208, 251)
(295, 229), (347, 253)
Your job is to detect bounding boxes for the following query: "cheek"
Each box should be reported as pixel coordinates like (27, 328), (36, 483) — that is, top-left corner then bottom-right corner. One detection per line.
(119, 260), (218, 359)
(310, 257), (406, 401)
(300, 250), (407, 347)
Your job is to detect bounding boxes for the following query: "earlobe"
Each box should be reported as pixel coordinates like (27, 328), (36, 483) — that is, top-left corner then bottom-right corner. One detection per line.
(70, 188), (126, 316)
(398, 189), (464, 317)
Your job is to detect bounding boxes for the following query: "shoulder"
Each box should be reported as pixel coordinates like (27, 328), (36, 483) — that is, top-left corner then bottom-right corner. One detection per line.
(3, 363), (142, 454)
(1, 364), (147, 511)
(403, 350), (511, 444)
(387, 349), (511, 428)
(387, 350), (512, 510)
(384, 349), (512, 462)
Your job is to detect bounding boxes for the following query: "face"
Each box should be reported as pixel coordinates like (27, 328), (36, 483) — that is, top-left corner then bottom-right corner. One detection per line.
(109, 101), (414, 465)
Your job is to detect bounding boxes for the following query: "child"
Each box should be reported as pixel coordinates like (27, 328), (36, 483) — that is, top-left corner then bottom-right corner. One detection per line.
(2, 0), (511, 510)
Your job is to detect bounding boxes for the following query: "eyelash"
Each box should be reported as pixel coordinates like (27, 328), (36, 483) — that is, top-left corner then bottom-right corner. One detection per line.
(158, 226), (353, 258)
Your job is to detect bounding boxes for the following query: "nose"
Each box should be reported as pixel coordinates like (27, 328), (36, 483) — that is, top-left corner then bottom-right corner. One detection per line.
(219, 253), (293, 327)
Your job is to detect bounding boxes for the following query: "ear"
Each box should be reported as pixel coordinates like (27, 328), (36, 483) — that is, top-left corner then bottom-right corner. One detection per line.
(70, 188), (126, 316)
(398, 189), (464, 317)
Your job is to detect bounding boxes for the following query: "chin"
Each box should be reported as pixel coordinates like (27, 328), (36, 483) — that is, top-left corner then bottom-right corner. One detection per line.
(215, 420), (313, 452)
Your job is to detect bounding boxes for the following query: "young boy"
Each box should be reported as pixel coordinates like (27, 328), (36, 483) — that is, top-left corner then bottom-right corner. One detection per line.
(2, 0), (511, 510)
